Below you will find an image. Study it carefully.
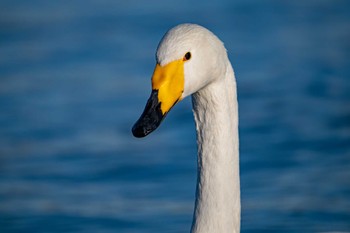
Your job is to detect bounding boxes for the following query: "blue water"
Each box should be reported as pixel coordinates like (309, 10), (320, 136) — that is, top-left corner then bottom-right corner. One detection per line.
(1, 1), (349, 232)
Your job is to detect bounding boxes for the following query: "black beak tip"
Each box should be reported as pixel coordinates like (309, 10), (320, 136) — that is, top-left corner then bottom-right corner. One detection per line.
(131, 90), (165, 138)
(132, 124), (148, 138)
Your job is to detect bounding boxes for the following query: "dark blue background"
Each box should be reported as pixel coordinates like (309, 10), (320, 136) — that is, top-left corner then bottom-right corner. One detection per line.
(1, 0), (349, 232)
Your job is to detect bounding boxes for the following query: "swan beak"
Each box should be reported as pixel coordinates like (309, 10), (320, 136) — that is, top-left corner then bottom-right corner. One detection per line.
(132, 59), (185, 138)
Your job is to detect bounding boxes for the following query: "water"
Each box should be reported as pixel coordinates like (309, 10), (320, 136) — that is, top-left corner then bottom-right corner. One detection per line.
(1, 0), (350, 232)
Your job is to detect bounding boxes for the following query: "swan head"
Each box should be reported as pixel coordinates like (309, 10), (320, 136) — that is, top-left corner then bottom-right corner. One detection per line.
(132, 24), (228, 138)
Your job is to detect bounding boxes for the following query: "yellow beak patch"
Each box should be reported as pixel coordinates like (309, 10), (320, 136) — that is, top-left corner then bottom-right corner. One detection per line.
(151, 59), (185, 114)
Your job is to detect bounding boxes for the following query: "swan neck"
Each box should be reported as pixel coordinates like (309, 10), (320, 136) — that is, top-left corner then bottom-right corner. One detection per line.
(190, 64), (240, 233)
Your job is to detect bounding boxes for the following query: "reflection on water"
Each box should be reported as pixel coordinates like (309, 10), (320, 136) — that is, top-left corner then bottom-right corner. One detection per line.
(0, 1), (349, 232)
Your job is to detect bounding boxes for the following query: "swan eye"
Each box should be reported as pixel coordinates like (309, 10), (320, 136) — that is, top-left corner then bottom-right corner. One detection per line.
(183, 52), (191, 61)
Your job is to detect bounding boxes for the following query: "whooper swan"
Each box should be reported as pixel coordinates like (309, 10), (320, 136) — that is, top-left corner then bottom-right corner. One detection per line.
(132, 23), (240, 233)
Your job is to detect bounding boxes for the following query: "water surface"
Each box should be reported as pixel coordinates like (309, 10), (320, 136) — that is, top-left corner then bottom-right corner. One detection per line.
(0, 1), (349, 232)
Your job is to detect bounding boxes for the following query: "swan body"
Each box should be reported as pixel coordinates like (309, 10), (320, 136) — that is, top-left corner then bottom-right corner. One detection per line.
(132, 24), (240, 233)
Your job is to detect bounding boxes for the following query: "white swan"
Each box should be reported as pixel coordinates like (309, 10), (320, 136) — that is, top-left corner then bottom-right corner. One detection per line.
(132, 24), (240, 233)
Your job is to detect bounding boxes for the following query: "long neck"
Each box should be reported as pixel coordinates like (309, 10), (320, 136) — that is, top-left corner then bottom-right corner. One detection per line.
(190, 63), (240, 233)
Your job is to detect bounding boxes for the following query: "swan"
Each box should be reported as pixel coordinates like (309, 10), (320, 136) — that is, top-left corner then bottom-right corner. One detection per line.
(132, 24), (240, 233)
